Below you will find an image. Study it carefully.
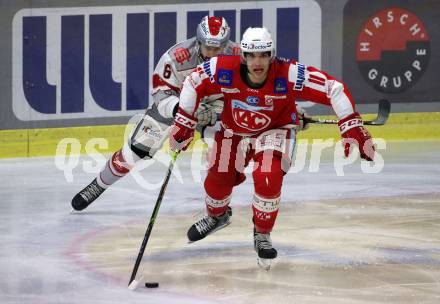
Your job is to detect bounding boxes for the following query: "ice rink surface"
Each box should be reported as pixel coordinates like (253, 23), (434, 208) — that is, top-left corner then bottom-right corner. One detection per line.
(1, 141), (439, 304)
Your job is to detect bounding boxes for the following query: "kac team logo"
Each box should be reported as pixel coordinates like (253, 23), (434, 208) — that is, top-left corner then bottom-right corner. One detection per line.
(356, 8), (430, 93)
(232, 100), (271, 131)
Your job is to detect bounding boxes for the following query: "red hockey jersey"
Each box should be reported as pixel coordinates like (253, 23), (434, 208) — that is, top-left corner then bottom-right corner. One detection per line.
(179, 55), (356, 136)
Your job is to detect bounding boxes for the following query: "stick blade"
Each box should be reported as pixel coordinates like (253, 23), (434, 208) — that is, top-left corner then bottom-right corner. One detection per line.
(128, 279), (140, 290)
(128, 275), (143, 290)
(367, 99), (391, 125)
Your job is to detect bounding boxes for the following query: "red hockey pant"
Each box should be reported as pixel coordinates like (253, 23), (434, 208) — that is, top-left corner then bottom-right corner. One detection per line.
(204, 128), (294, 233)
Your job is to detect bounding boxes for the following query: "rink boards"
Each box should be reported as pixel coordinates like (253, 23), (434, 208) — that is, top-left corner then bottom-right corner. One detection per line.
(1, 112), (439, 158)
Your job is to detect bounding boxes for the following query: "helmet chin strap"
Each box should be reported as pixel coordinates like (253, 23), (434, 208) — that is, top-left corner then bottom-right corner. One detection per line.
(200, 52), (210, 61)
(198, 42), (220, 62)
(195, 42), (207, 63)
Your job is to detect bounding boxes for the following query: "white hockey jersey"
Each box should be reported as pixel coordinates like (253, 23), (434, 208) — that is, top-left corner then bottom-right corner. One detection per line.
(151, 37), (240, 118)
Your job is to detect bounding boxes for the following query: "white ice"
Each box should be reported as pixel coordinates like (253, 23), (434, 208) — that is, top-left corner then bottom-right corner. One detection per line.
(1, 141), (440, 303)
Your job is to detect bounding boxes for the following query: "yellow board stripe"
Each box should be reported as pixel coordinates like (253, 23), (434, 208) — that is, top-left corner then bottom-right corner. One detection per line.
(1, 112), (439, 158)
(297, 112), (440, 141)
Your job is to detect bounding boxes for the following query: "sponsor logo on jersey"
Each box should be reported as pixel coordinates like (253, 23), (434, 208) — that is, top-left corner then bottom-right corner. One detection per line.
(202, 61), (215, 82)
(356, 8), (430, 93)
(274, 78), (287, 93)
(231, 100), (272, 131)
(293, 63), (306, 90)
(221, 87), (240, 94)
(264, 94), (286, 101)
(217, 69), (233, 86)
(174, 47), (191, 64)
(291, 113), (297, 123)
(232, 100), (273, 112)
(265, 97), (273, 106)
(246, 96), (259, 105)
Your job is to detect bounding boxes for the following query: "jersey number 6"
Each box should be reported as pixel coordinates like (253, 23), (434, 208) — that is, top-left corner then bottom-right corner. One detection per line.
(163, 64), (172, 79)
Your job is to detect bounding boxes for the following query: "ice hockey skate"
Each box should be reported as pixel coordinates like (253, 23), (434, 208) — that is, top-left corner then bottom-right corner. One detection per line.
(254, 228), (277, 270)
(187, 207), (232, 243)
(71, 178), (106, 211)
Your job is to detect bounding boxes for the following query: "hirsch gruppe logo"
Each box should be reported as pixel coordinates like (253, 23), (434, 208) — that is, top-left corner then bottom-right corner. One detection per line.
(356, 8), (430, 93)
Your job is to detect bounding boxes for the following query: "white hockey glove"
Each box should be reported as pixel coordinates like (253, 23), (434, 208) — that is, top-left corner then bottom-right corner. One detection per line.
(195, 100), (224, 127)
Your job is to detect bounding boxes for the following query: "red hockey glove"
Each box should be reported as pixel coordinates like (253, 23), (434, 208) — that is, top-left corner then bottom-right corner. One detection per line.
(338, 112), (375, 161)
(169, 108), (197, 151)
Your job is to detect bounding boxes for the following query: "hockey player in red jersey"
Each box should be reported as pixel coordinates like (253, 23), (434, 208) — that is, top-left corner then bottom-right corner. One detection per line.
(169, 27), (375, 268)
(71, 16), (240, 211)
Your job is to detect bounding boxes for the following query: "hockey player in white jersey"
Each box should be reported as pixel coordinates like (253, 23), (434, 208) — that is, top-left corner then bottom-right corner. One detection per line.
(71, 16), (240, 211)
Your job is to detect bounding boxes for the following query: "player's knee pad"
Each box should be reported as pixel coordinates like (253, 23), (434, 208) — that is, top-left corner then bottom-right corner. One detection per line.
(129, 112), (171, 159)
(252, 193), (280, 234)
(204, 170), (235, 200)
(253, 154), (283, 198)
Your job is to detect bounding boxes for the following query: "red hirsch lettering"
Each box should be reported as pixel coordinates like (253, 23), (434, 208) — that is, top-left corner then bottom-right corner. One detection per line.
(174, 47), (191, 64)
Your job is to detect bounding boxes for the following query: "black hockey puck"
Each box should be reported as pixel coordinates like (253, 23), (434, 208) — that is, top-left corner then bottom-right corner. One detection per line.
(145, 282), (159, 288)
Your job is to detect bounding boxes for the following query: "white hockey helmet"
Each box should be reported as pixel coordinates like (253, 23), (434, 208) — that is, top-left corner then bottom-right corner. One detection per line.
(196, 16), (231, 48)
(240, 27), (275, 60)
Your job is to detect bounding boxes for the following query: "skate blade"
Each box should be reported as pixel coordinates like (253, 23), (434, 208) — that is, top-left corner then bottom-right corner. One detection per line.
(257, 257), (272, 271)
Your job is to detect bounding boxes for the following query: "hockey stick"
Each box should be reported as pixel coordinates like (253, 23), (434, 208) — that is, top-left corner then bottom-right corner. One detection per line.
(303, 99), (391, 126)
(128, 150), (179, 290)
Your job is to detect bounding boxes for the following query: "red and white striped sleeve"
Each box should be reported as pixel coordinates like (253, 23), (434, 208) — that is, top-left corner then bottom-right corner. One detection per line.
(179, 57), (220, 116)
(288, 61), (356, 119)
